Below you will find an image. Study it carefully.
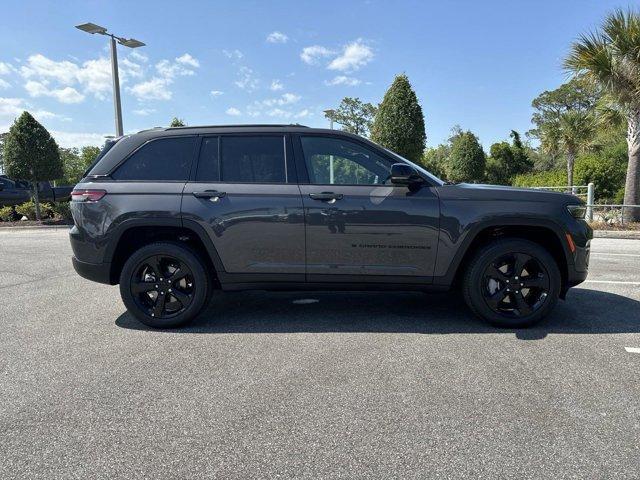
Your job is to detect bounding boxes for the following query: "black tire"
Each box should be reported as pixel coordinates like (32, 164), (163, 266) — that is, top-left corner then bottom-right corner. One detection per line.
(119, 242), (209, 328)
(462, 238), (561, 328)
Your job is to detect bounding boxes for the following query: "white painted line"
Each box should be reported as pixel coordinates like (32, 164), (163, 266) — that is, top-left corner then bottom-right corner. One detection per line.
(584, 280), (640, 285)
(591, 253), (640, 257)
(625, 347), (640, 354)
(292, 299), (319, 305)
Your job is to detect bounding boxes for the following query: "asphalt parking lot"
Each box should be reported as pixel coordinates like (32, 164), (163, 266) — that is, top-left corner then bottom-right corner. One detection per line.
(1, 228), (639, 479)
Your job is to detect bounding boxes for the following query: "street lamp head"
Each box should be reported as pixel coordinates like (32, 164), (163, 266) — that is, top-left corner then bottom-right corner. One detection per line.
(118, 38), (146, 49)
(75, 22), (107, 35)
(323, 109), (336, 117)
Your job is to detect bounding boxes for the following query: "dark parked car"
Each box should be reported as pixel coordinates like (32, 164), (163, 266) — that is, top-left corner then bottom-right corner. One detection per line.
(0, 175), (72, 207)
(69, 125), (591, 328)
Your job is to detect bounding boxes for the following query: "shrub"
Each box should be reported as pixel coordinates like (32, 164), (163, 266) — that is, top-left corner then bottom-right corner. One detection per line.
(15, 200), (54, 220)
(574, 153), (626, 202)
(512, 169), (566, 188)
(447, 130), (486, 183)
(0, 206), (16, 222)
(50, 201), (72, 221)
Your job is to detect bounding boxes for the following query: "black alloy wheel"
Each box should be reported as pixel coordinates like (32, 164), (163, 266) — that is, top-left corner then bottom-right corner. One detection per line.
(120, 242), (209, 328)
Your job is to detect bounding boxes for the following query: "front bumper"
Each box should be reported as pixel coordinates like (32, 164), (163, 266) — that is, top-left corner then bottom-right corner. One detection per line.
(71, 256), (112, 285)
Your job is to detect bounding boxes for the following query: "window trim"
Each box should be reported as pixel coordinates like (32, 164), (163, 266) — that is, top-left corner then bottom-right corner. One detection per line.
(190, 133), (295, 185)
(107, 135), (199, 183)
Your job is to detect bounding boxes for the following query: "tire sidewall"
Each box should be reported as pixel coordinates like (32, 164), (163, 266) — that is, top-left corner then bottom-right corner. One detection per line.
(464, 239), (561, 328)
(119, 242), (208, 328)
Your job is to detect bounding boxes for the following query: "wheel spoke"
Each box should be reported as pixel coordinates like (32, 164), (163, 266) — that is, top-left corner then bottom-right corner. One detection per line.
(147, 255), (163, 278)
(132, 281), (156, 294)
(168, 263), (192, 283)
(170, 289), (191, 307)
(485, 287), (507, 309)
(152, 293), (167, 317)
(486, 264), (508, 281)
(521, 275), (547, 289)
(514, 293), (533, 316)
(512, 253), (531, 277)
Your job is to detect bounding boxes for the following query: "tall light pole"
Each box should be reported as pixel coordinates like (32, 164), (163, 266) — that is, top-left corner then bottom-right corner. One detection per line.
(323, 109), (337, 184)
(75, 22), (145, 137)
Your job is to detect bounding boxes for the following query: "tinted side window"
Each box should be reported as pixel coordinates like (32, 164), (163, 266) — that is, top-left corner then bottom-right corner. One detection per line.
(196, 137), (220, 182)
(112, 137), (196, 181)
(220, 136), (286, 183)
(300, 136), (392, 185)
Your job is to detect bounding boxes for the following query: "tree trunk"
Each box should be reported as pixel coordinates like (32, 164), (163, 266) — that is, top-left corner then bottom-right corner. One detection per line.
(566, 150), (575, 195)
(32, 180), (41, 221)
(624, 111), (640, 222)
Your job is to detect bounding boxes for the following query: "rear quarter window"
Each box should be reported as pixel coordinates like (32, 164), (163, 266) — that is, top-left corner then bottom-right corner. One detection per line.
(112, 136), (196, 181)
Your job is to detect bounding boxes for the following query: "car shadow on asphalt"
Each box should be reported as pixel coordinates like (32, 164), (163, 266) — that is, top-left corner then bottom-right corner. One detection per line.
(114, 288), (640, 340)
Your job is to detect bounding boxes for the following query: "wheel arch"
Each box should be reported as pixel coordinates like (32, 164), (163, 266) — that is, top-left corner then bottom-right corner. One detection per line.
(105, 218), (225, 285)
(444, 218), (571, 298)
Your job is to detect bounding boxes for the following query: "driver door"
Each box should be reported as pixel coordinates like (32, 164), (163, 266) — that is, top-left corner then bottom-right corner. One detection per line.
(294, 135), (440, 282)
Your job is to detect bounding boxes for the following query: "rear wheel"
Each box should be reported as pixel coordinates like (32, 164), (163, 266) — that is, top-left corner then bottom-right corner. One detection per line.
(119, 242), (209, 328)
(462, 238), (561, 328)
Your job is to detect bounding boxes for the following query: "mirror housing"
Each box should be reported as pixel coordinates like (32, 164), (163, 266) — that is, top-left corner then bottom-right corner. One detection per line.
(390, 163), (422, 187)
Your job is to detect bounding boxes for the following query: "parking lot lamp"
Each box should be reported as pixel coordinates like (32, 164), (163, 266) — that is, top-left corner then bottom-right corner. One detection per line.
(75, 22), (145, 137)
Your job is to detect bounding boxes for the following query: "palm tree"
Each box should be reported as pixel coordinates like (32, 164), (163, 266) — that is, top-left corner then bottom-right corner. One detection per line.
(565, 8), (640, 221)
(538, 110), (594, 190)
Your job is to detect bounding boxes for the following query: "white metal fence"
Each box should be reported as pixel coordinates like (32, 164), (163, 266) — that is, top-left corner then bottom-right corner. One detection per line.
(530, 182), (640, 223)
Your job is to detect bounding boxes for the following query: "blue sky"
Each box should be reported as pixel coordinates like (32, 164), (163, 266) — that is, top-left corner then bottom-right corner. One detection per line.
(0, 0), (626, 149)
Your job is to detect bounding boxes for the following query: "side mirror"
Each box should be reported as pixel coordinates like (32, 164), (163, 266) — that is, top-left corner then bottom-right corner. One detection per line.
(390, 163), (422, 186)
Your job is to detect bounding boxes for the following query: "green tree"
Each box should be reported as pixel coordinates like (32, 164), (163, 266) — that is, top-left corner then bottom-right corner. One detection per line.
(0, 132), (8, 173)
(371, 74), (426, 162)
(447, 130), (486, 183)
(170, 117), (186, 127)
(538, 110), (595, 188)
(58, 145), (102, 185)
(485, 130), (533, 184)
(325, 97), (377, 137)
(3, 112), (62, 220)
(565, 8), (640, 220)
(421, 144), (449, 179)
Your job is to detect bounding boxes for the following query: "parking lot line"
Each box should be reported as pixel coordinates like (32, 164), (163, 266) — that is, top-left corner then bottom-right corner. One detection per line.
(624, 347), (640, 354)
(591, 253), (640, 257)
(584, 280), (640, 285)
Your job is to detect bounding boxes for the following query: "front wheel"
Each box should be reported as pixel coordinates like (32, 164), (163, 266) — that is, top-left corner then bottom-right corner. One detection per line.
(462, 238), (561, 328)
(119, 242), (209, 328)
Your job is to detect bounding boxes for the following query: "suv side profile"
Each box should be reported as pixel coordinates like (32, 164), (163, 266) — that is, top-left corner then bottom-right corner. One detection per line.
(70, 125), (591, 328)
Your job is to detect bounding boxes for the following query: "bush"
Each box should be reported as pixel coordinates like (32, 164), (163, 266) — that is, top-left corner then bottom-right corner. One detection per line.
(15, 200), (54, 220)
(50, 201), (72, 221)
(574, 154), (626, 202)
(512, 169), (566, 188)
(0, 206), (16, 222)
(447, 131), (486, 183)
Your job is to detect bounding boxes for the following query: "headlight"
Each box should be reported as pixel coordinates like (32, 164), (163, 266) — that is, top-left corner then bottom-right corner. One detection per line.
(567, 204), (587, 219)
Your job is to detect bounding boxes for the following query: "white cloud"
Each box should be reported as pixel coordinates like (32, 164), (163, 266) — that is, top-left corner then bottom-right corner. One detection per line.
(133, 108), (156, 116)
(300, 45), (335, 65)
(0, 62), (15, 75)
(0, 97), (60, 124)
(261, 92), (301, 107)
(324, 75), (362, 86)
(328, 39), (373, 72)
(266, 31), (288, 44)
(266, 107), (311, 119)
(223, 49), (244, 60)
(296, 109), (311, 118)
(156, 59), (196, 79)
(20, 54), (79, 85)
(270, 79), (284, 91)
(121, 58), (144, 78)
(25, 81), (85, 104)
(127, 77), (172, 101)
(176, 53), (200, 68)
(0, 79), (10, 90)
(128, 50), (148, 63)
(210, 90), (224, 97)
(226, 107), (241, 116)
(50, 130), (109, 148)
(234, 66), (259, 91)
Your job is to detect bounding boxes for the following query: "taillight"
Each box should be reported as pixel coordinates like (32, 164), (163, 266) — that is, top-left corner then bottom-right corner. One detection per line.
(71, 189), (107, 202)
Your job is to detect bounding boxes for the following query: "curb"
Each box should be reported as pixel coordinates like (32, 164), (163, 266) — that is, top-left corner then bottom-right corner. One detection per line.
(0, 224), (72, 231)
(593, 230), (640, 240)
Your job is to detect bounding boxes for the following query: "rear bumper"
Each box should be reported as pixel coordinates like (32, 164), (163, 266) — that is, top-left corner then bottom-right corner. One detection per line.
(71, 256), (112, 285)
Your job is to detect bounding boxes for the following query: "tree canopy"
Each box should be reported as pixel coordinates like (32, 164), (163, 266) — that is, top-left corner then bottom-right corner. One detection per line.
(325, 97), (377, 137)
(370, 74), (426, 163)
(447, 130), (486, 183)
(170, 117), (186, 127)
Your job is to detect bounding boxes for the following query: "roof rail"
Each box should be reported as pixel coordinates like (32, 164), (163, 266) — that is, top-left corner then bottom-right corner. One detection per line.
(165, 123), (310, 130)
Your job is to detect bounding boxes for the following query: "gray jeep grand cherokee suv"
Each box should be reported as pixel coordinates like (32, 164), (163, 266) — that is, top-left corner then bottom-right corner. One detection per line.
(69, 124), (591, 328)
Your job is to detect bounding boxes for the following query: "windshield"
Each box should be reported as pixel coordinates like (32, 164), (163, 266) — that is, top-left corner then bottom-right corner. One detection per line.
(383, 147), (445, 186)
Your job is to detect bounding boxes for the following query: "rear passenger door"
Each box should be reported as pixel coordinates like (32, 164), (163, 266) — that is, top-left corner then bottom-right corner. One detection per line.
(181, 134), (305, 279)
